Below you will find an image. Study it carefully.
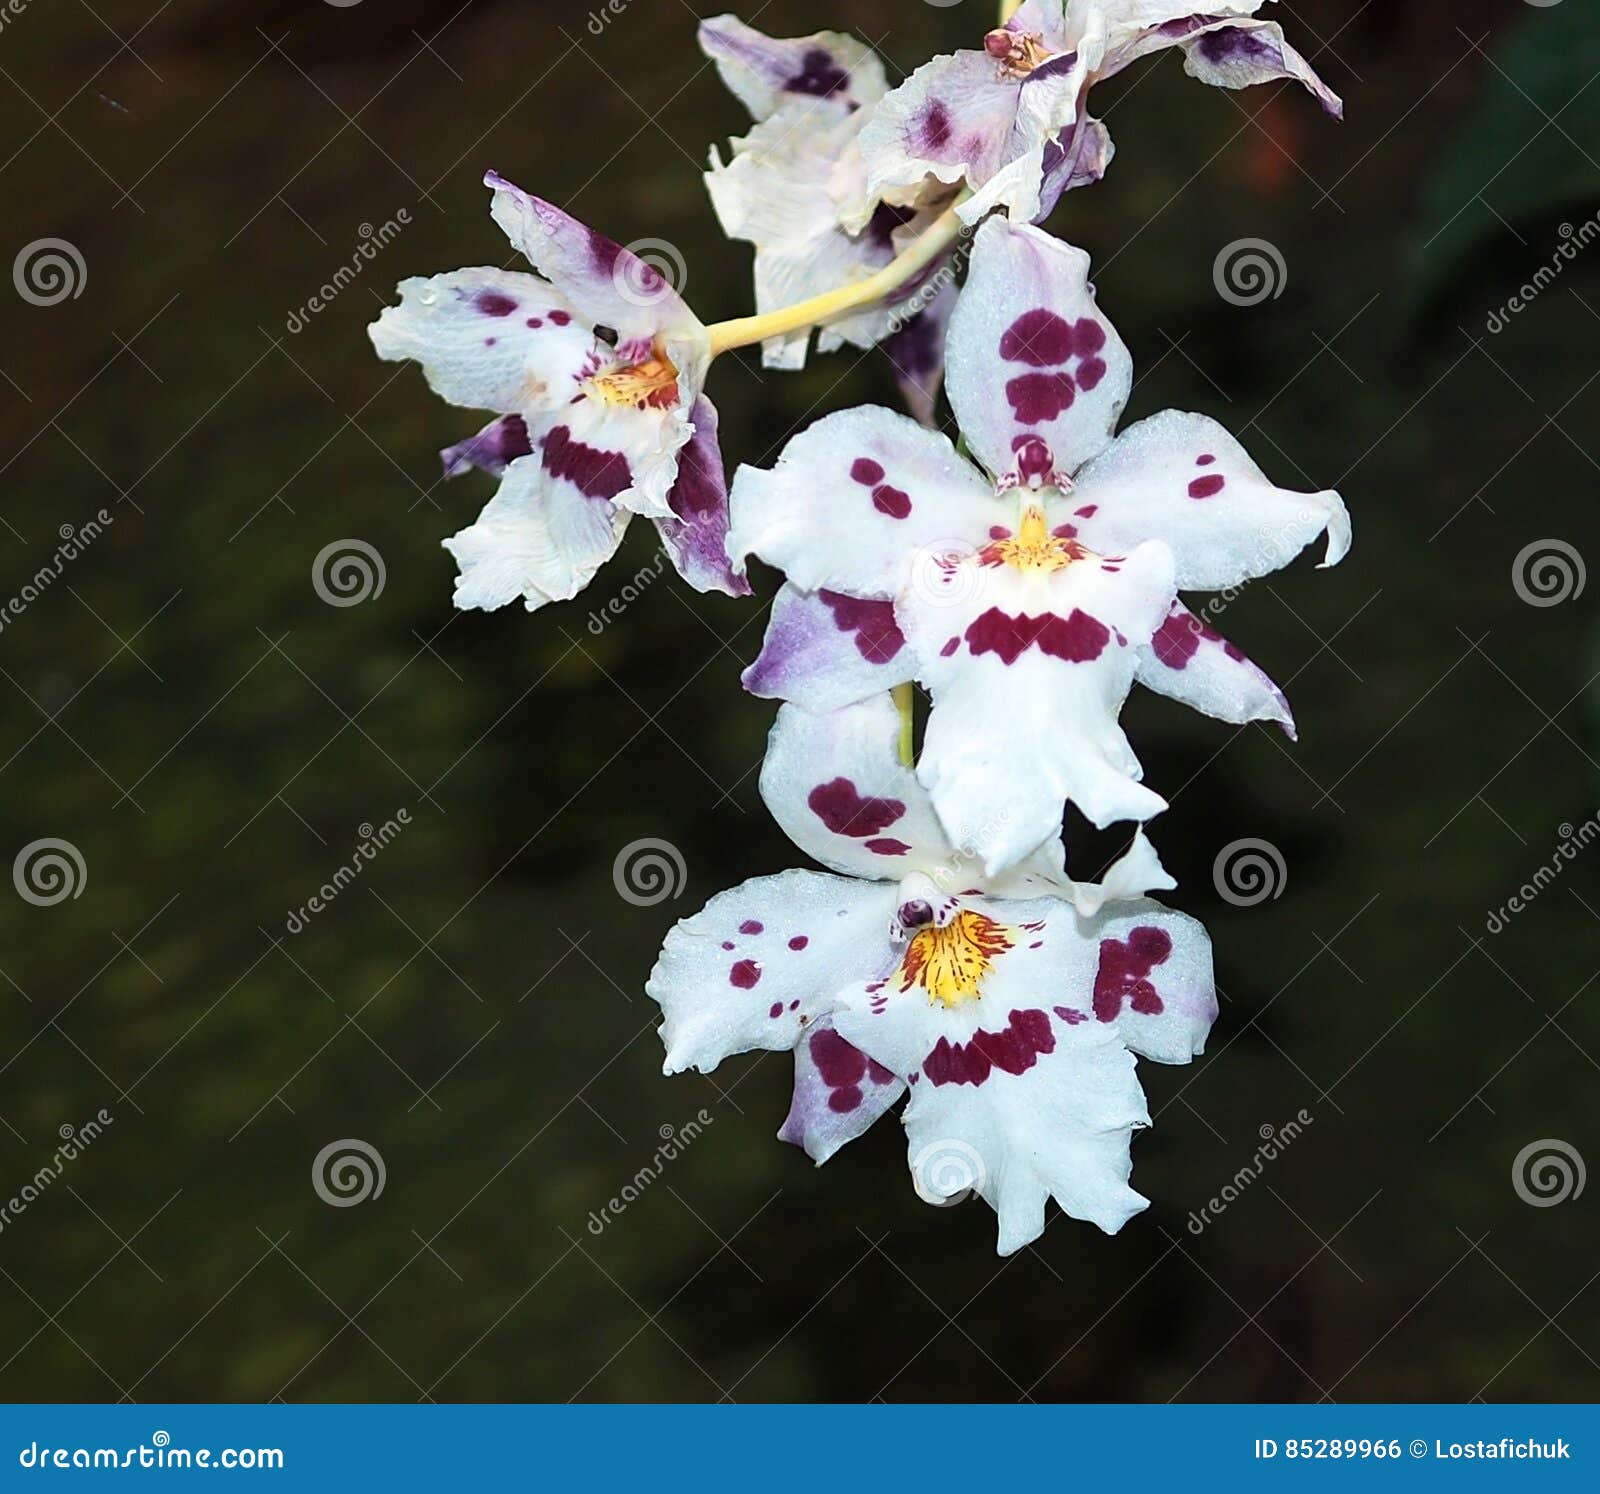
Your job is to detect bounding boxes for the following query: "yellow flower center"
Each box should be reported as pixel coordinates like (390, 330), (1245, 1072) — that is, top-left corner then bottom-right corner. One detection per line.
(590, 353), (679, 412)
(895, 910), (1015, 1009)
(980, 506), (1086, 574)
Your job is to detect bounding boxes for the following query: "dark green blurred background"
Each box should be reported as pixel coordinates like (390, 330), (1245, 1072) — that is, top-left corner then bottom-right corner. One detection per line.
(0, 0), (1596, 1403)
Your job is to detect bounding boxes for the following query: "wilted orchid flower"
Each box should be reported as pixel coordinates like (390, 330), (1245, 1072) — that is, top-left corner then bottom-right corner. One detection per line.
(369, 172), (747, 611)
(648, 694), (1215, 1254)
(730, 217), (1349, 874)
(699, 13), (961, 420)
(861, 0), (1342, 227)
(700, 14), (1112, 422)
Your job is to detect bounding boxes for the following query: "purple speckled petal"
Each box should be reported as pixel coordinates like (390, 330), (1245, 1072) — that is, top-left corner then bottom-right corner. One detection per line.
(882, 280), (958, 428)
(1135, 599), (1295, 738)
(944, 217), (1131, 489)
(440, 414), (533, 480)
(653, 398), (749, 598)
(1069, 409), (1350, 592)
(743, 583), (915, 714)
(728, 404), (993, 599)
(858, 50), (1021, 219)
(485, 172), (702, 349)
(1178, 20), (1342, 118)
(648, 869), (896, 1076)
(699, 13), (886, 121)
(1036, 113), (1114, 221)
(760, 696), (955, 883)
(779, 1018), (905, 1165)
(368, 267), (600, 416)
(1100, 13), (1342, 119)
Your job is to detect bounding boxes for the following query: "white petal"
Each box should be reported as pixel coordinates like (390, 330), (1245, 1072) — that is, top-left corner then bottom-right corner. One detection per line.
(779, 1018), (905, 1165)
(369, 269), (599, 415)
(743, 584), (916, 715)
(1072, 409), (1351, 591)
(728, 405), (994, 597)
(648, 871), (895, 1075)
(1136, 600), (1295, 736)
(902, 536), (1178, 873)
(441, 452), (627, 613)
(760, 696), (953, 881)
(946, 219), (1131, 488)
(897, 1033), (1149, 1252)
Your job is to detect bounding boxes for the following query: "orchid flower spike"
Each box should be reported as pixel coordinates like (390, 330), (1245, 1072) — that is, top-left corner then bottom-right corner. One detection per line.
(369, 173), (748, 612)
(648, 695), (1217, 1255)
(861, 0), (1342, 227)
(730, 216), (1350, 875)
